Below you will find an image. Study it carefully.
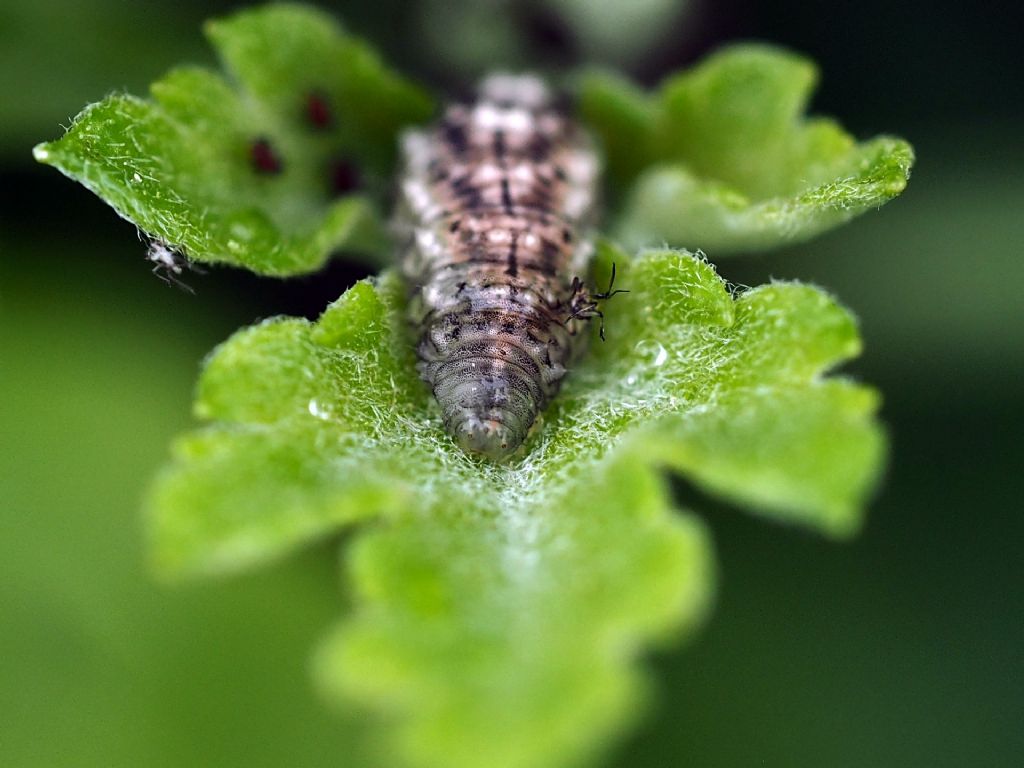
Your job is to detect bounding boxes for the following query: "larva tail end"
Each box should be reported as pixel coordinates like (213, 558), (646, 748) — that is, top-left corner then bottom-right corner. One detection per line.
(454, 416), (520, 461)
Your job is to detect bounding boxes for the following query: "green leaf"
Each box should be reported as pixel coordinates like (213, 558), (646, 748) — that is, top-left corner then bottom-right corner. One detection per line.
(575, 70), (659, 192)
(33, 4), (433, 275)
(148, 243), (884, 768)
(579, 45), (914, 253)
(35, 8), (900, 764)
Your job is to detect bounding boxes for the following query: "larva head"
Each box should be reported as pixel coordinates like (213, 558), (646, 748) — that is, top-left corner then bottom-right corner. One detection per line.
(434, 364), (538, 461)
(455, 415), (518, 460)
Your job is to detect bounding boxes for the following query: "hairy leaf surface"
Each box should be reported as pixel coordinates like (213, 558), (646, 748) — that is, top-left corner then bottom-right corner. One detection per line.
(34, 8), (904, 767)
(33, 4), (432, 274)
(149, 244), (883, 768)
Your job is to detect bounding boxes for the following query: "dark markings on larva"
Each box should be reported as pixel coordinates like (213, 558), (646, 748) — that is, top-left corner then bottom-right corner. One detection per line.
(329, 157), (361, 196)
(396, 74), (600, 460)
(500, 178), (514, 213)
(443, 119), (469, 155)
(527, 133), (551, 163)
(462, 190), (486, 209)
(506, 230), (519, 277)
(540, 237), (562, 274)
(438, 255), (558, 278)
(493, 129), (507, 164)
(526, 186), (555, 211)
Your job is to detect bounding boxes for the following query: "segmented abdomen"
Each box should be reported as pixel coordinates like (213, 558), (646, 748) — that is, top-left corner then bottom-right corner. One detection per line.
(395, 74), (600, 460)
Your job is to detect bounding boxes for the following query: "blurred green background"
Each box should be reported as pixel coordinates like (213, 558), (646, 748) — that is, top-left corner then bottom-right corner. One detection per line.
(2, 1), (1021, 766)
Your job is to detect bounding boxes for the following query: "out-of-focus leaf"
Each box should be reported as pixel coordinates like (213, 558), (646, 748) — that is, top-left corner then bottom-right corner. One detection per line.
(33, 4), (433, 275)
(579, 45), (913, 253)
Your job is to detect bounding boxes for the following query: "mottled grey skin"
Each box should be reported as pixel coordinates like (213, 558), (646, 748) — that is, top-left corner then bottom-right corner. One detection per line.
(395, 75), (600, 459)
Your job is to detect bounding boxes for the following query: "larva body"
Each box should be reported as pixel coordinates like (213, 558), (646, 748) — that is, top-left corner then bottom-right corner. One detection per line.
(395, 75), (600, 460)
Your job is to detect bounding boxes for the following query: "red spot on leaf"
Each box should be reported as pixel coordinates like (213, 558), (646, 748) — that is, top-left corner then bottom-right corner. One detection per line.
(250, 137), (283, 174)
(330, 157), (362, 196)
(306, 91), (334, 129)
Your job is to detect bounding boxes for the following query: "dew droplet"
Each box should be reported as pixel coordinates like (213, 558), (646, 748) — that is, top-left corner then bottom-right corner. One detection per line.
(307, 398), (331, 420)
(229, 221), (254, 240)
(634, 339), (669, 367)
(653, 343), (668, 367)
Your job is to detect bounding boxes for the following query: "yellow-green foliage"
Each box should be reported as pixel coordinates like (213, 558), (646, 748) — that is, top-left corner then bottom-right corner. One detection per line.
(580, 47), (913, 252)
(147, 243), (881, 768)
(34, 4), (432, 274)
(34, 6), (909, 768)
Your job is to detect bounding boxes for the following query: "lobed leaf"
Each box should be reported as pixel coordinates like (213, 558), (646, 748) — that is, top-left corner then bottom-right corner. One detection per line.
(148, 244), (884, 768)
(579, 45), (914, 253)
(35, 9), (900, 767)
(33, 4), (433, 275)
